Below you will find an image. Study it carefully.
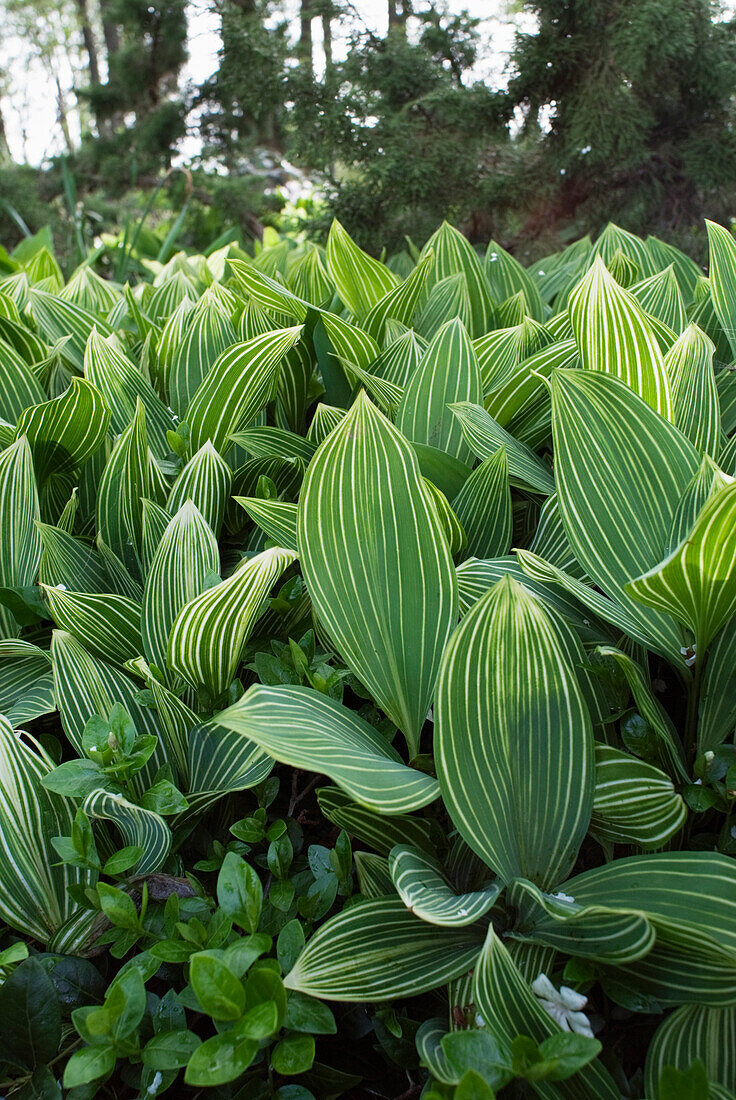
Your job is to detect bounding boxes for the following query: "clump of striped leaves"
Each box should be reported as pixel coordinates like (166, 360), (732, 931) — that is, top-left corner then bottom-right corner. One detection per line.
(0, 217), (736, 1096)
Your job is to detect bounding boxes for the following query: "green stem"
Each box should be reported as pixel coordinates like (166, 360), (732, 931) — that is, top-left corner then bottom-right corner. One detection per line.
(684, 653), (704, 766)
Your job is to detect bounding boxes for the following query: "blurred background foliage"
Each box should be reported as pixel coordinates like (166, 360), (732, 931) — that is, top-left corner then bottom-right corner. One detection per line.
(1, 0), (736, 270)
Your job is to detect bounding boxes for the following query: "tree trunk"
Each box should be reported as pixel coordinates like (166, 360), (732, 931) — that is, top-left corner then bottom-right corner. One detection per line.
(322, 2), (333, 80)
(74, 0), (101, 86)
(299, 0), (313, 75)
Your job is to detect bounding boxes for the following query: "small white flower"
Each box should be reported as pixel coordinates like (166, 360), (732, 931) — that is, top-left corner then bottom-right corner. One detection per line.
(56, 584), (67, 591)
(458, 907), (468, 917)
(474, 1013), (485, 1028)
(531, 973), (594, 1038)
(147, 1072), (163, 1095)
(538, 270), (545, 276)
(681, 644), (697, 668)
(489, 252), (499, 262)
(552, 891), (575, 904)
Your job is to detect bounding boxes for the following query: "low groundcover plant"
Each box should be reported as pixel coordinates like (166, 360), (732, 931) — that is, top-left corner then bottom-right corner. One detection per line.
(0, 218), (734, 1097)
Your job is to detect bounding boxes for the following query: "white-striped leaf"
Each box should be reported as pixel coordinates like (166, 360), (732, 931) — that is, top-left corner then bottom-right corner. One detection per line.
(37, 522), (109, 593)
(229, 426), (316, 464)
(590, 743), (687, 849)
(217, 684), (439, 814)
(42, 585), (143, 668)
(0, 639), (54, 726)
(0, 717), (92, 943)
(283, 897), (483, 1001)
(706, 221), (736, 360)
(389, 844), (500, 926)
(665, 324), (721, 457)
(450, 402), (555, 495)
(452, 447), (512, 560)
(234, 498), (298, 552)
(363, 252), (433, 343)
(475, 319), (554, 394)
(699, 619), (736, 751)
(626, 480), (736, 654)
(0, 340), (47, 421)
(551, 368), (700, 663)
(435, 575), (594, 889)
(83, 789), (170, 876)
(396, 318), (482, 463)
(167, 441), (232, 537)
(168, 545), (296, 699)
(51, 629), (169, 787)
(167, 296), (237, 416)
(297, 391), (457, 758)
(141, 501), (220, 686)
(568, 255), (672, 417)
(0, 437), (42, 637)
(84, 329), (174, 457)
(485, 240), (545, 322)
(326, 219), (397, 320)
(186, 328), (303, 455)
(645, 1005), (736, 1099)
(631, 266), (687, 334)
(29, 288), (115, 371)
(508, 878), (655, 964)
(185, 719), (272, 817)
(474, 927), (620, 1100)
(420, 222), (495, 337)
(355, 852), (394, 898)
(228, 259), (308, 322)
(317, 786), (443, 857)
(96, 399), (150, 581)
(306, 403), (346, 445)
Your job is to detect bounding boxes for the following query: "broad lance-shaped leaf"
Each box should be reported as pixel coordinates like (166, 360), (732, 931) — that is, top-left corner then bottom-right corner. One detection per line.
(96, 398), (149, 582)
(395, 318), (482, 463)
(142, 502), (220, 688)
(645, 1004), (736, 1099)
(627, 480), (736, 654)
(420, 222), (495, 338)
(186, 327), (303, 456)
(450, 402), (555, 496)
(234, 498), (298, 552)
(84, 328), (174, 457)
(37, 521), (109, 594)
(590, 744), (687, 849)
(568, 255), (672, 418)
(452, 446), (512, 561)
(0, 437), (42, 638)
(167, 295), (236, 416)
(317, 786), (443, 858)
(485, 239), (545, 322)
(283, 897), (483, 1002)
(217, 684), (439, 814)
(0, 340), (47, 422)
(168, 545), (297, 700)
(167, 441), (232, 538)
(83, 789), (170, 876)
(186, 719), (273, 817)
(706, 220), (736, 360)
(14, 377), (110, 485)
(551, 369), (700, 663)
(0, 640), (54, 726)
(474, 928), (620, 1100)
(29, 288), (114, 371)
(389, 845), (501, 926)
(423, 479), (466, 557)
(630, 265), (687, 334)
(297, 391), (458, 759)
(51, 630), (169, 788)
(326, 219), (397, 320)
(42, 586), (142, 668)
(507, 878), (655, 964)
(435, 575), (594, 890)
(363, 251), (434, 342)
(664, 324), (721, 457)
(0, 716), (92, 943)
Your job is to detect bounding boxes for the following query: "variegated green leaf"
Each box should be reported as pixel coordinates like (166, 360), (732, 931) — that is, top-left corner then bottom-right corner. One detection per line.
(568, 255), (672, 417)
(167, 295), (237, 415)
(452, 446), (512, 560)
(168, 545), (296, 699)
(42, 585), (142, 668)
(0, 639), (54, 726)
(297, 391), (457, 758)
(436, 575), (594, 889)
(186, 328), (303, 455)
(326, 219), (397, 320)
(363, 251), (433, 342)
(551, 369), (700, 662)
(217, 684), (439, 814)
(706, 220), (736, 360)
(83, 789), (170, 876)
(317, 786), (443, 858)
(142, 501), (220, 686)
(29, 288), (114, 371)
(37, 522), (110, 593)
(0, 437), (42, 637)
(284, 897), (482, 1001)
(485, 240), (545, 321)
(645, 1005), (736, 1099)
(0, 716), (91, 943)
(627, 480), (736, 653)
(96, 399), (149, 581)
(396, 318), (482, 463)
(664, 324), (721, 457)
(14, 377), (110, 489)
(474, 927), (620, 1099)
(389, 844), (500, 926)
(590, 743), (687, 849)
(420, 222), (495, 337)
(167, 441), (232, 537)
(234, 498), (298, 552)
(450, 402), (555, 495)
